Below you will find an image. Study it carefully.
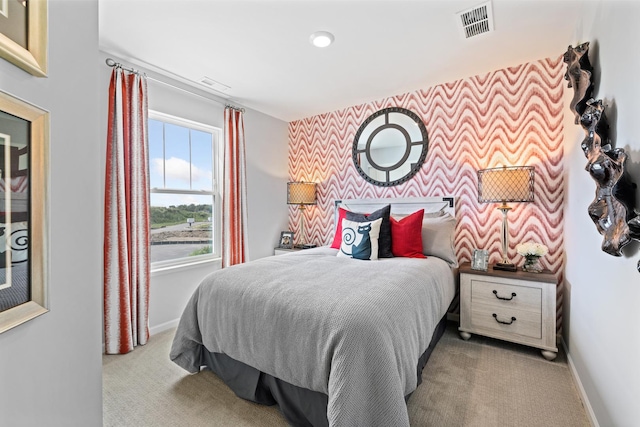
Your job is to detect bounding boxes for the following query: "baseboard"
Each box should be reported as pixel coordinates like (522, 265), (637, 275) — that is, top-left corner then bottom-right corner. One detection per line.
(149, 318), (180, 336)
(561, 336), (599, 427)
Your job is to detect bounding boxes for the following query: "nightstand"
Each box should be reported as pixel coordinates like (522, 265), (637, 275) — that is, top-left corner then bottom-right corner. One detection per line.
(458, 262), (558, 360)
(274, 247), (303, 256)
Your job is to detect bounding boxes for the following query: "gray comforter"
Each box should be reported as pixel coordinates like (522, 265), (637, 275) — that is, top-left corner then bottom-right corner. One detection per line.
(170, 247), (455, 427)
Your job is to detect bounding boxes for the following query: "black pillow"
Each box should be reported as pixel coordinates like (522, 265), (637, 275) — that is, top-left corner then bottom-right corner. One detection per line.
(346, 204), (393, 258)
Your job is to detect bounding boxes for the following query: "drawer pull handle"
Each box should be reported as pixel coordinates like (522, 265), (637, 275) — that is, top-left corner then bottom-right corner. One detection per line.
(493, 290), (516, 301)
(493, 313), (516, 325)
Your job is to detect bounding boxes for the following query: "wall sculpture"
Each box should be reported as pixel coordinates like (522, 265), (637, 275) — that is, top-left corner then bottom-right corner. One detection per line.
(564, 43), (640, 272)
(564, 42), (594, 125)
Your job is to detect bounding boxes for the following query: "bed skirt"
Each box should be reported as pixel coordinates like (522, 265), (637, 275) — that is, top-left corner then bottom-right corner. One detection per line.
(199, 314), (449, 427)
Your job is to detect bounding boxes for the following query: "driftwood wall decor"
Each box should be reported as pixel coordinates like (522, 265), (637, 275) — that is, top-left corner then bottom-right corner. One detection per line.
(564, 43), (640, 272)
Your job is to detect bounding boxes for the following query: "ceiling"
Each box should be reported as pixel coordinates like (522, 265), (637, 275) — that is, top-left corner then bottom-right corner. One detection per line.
(98, 0), (586, 122)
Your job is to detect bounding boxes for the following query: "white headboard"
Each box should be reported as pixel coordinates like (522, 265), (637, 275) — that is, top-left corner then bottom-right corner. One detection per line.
(335, 196), (455, 218)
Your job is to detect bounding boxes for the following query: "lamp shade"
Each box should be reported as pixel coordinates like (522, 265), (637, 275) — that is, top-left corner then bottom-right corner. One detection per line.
(287, 182), (317, 205)
(477, 166), (535, 203)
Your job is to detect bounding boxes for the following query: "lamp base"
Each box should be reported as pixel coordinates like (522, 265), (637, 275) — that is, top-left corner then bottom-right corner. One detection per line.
(493, 262), (517, 272)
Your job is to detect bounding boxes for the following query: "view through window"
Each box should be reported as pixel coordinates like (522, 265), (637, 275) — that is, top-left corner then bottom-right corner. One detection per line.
(148, 112), (220, 266)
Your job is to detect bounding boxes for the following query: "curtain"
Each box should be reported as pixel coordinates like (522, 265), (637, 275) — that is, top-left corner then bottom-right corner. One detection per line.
(222, 107), (249, 267)
(103, 67), (150, 354)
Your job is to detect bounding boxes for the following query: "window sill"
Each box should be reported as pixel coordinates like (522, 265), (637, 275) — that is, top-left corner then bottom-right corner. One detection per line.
(150, 256), (221, 277)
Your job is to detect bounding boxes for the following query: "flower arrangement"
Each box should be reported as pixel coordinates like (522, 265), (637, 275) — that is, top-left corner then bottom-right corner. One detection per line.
(516, 242), (548, 273)
(516, 242), (549, 257)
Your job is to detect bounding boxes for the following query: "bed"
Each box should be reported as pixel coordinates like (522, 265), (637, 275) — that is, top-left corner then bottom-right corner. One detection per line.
(170, 197), (458, 427)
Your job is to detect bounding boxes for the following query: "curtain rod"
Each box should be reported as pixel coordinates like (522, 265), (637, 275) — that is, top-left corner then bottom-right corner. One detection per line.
(225, 104), (245, 112)
(105, 57), (140, 74)
(105, 57), (239, 109)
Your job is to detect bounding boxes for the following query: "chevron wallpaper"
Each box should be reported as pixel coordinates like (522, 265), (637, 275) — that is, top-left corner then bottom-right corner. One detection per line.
(288, 57), (565, 319)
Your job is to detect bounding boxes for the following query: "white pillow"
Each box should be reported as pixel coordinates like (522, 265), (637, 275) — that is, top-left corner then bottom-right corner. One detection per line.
(337, 218), (382, 260)
(421, 213), (458, 266)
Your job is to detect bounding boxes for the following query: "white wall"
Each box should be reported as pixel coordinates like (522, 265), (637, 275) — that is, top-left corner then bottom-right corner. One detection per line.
(98, 54), (290, 333)
(243, 106), (292, 260)
(564, 1), (640, 425)
(0, 1), (103, 425)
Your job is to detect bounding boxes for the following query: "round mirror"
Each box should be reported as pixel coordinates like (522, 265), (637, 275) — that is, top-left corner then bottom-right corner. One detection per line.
(353, 107), (428, 186)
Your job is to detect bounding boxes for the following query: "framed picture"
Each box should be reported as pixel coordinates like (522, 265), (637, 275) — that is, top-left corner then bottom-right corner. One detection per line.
(279, 231), (294, 249)
(0, 0), (47, 77)
(471, 249), (489, 271)
(0, 90), (49, 334)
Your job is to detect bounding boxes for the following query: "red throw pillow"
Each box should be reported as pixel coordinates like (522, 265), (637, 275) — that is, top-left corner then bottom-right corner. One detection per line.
(390, 209), (426, 258)
(331, 208), (349, 249)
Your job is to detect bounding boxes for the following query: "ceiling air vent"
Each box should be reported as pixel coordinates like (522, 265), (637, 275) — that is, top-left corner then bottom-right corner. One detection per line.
(199, 76), (231, 93)
(456, 1), (494, 39)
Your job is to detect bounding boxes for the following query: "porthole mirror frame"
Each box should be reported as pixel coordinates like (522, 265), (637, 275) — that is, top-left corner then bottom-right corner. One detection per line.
(352, 107), (429, 187)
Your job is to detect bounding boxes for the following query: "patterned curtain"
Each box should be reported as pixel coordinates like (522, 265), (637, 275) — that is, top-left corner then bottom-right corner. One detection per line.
(222, 106), (249, 267)
(103, 67), (150, 354)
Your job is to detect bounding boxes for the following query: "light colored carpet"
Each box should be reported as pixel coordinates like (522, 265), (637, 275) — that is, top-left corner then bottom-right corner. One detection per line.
(103, 323), (590, 426)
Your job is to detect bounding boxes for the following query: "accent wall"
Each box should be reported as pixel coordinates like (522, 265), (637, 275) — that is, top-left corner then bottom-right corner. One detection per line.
(288, 57), (565, 285)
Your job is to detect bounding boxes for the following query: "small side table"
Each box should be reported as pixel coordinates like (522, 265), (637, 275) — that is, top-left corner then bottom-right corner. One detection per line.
(458, 262), (558, 360)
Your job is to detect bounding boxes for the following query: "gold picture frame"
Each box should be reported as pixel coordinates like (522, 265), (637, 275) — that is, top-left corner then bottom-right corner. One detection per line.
(0, 90), (49, 334)
(0, 0), (47, 77)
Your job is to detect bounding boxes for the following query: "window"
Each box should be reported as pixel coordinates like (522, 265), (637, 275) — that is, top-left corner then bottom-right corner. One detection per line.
(148, 111), (221, 268)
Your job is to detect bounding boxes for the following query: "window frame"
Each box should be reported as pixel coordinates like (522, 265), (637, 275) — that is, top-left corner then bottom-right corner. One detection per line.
(148, 110), (223, 271)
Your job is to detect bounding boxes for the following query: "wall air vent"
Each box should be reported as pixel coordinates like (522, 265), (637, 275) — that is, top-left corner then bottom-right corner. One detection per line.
(199, 76), (231, 93)
(456, 1), (494, 39)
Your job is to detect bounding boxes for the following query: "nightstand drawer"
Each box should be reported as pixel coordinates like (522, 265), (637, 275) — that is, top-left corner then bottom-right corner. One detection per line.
(471, 303), (542, 339)
(471, 279), (541, 314)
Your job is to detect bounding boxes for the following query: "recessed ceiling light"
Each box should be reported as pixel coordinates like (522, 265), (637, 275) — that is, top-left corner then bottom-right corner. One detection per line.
(309, 31), (334, 48)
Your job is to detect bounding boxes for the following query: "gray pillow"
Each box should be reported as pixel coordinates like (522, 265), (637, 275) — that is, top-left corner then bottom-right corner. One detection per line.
(421, 213), (458, 266)
(346, 204), (393, 258)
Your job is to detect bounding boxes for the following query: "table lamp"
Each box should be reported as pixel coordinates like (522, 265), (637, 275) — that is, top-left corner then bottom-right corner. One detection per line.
(287, 182), (317, 248)
(477, 166), (535, 271)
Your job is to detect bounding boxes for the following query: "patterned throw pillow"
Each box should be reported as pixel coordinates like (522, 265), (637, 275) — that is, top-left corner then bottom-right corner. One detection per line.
(345, 204), (393, 258)
(336, 218), (382, 260)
